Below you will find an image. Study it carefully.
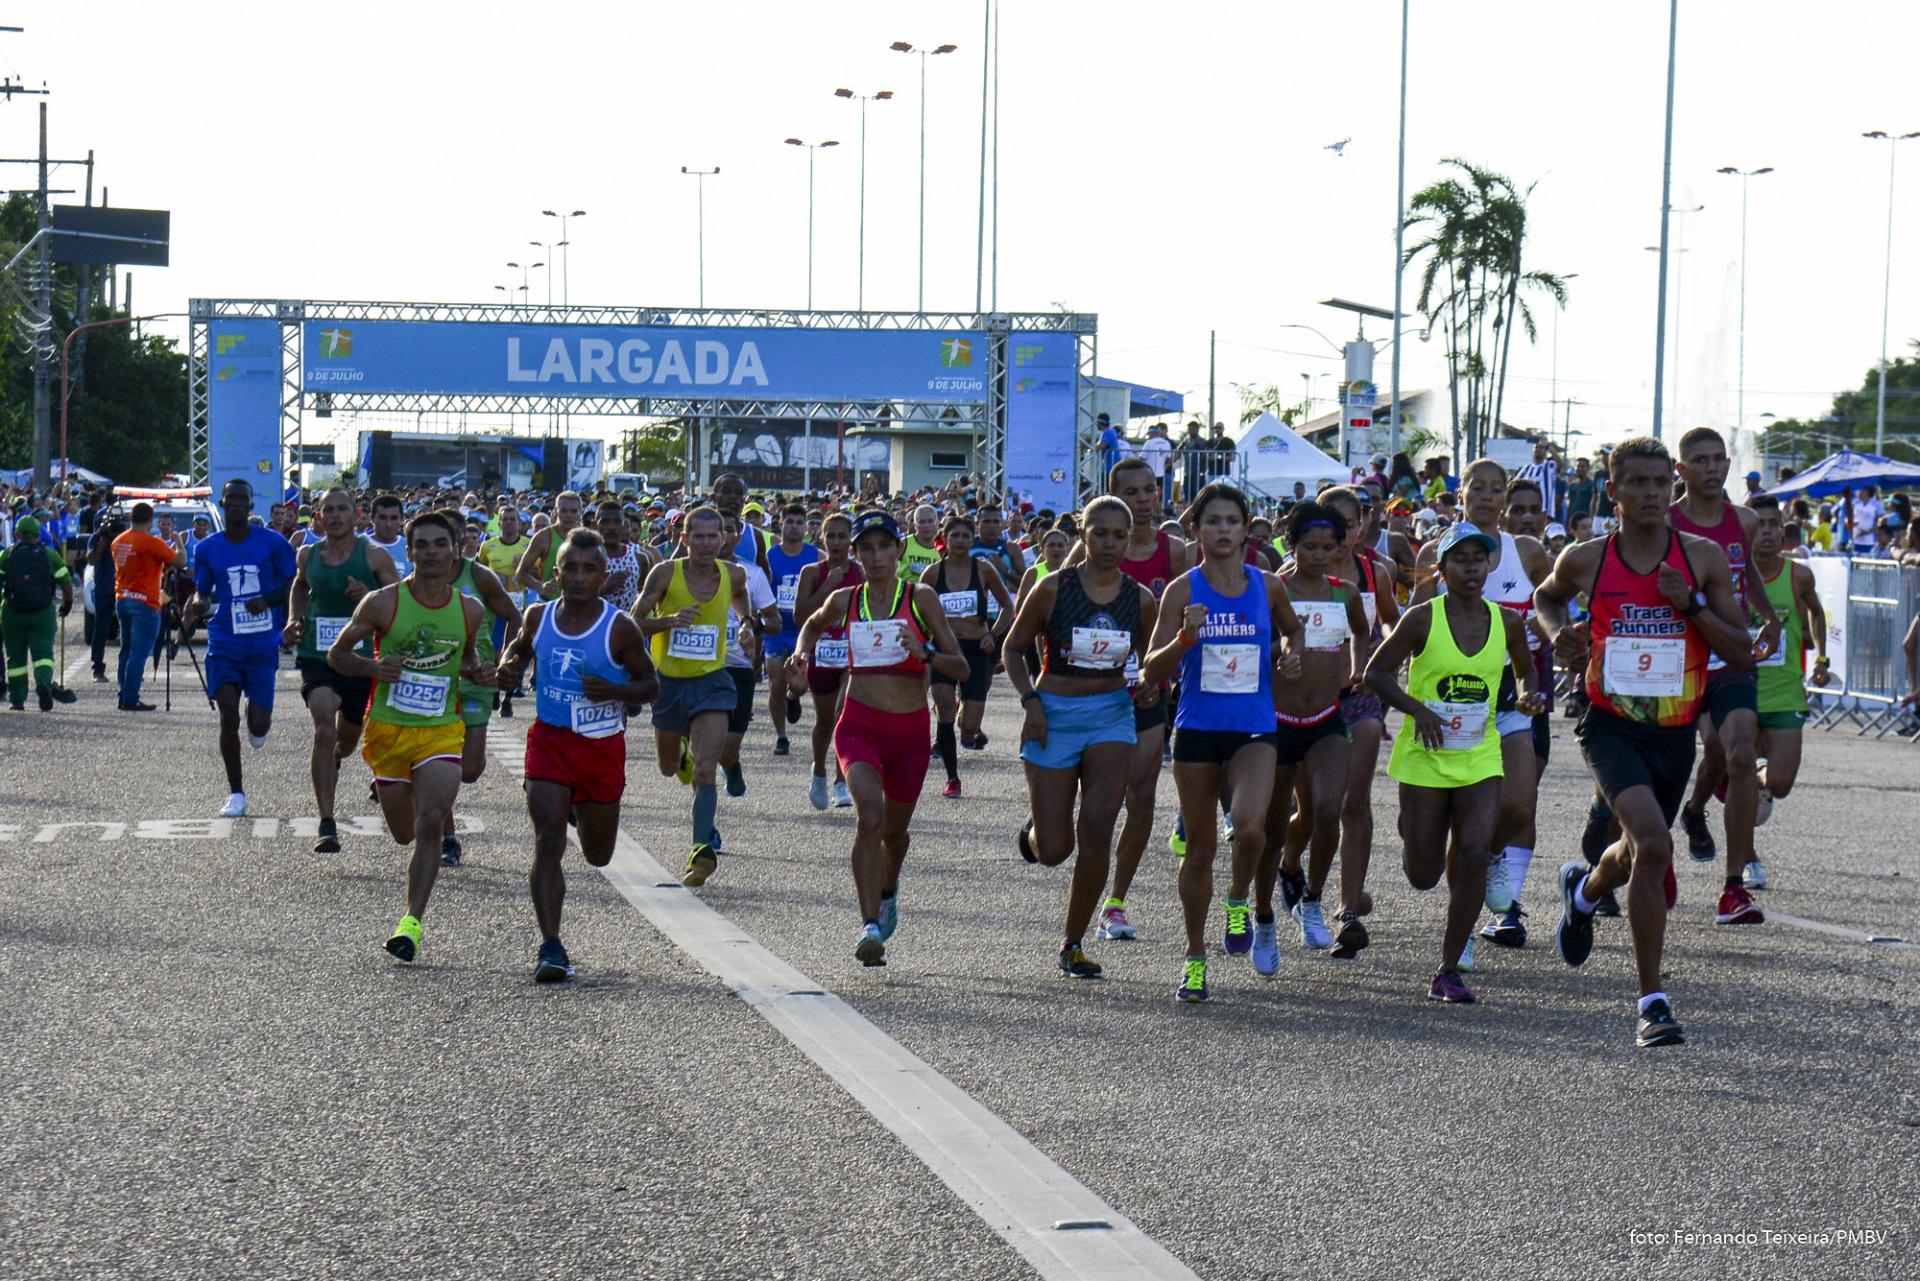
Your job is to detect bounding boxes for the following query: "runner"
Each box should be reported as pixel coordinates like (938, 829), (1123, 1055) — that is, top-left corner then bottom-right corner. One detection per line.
(1363, 491), (1418, 591)
(367, 493), (412, 579)
(923, 513), (1014, 798)
(1140, 481), (1302, 1002)
(444, 529), (523, 865)
(514, 489), (584, 600)
(709, 472), (772, 574)
(476, 503), (531, 717)
(786, 510), (969, 966)
(593, 498), (645, 612)
(1002, 496), (1155, 978)
(718, 510), (782, 804)
(765, 503), (822, 756)
(791, 512), (861, 810)
(901, 503), (942, 576)
(183, 479), (299, 819)
(493, 527), (660, 982)
(1366, 523), (1545, 1003)
(1258, 500), (1368, 967)
(970, 500), (1026, 636)
(1736, 494), (1830, 889)
(0, 514), (76, 711)
(631, 506), (754, 887)
(1669, 427), (1782, 926)
(328, 510), (490, 964)
(1535, 437), (1758, 1047)
(286, 488), (399, 853)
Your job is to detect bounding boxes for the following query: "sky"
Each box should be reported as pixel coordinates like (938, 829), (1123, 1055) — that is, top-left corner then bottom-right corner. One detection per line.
(7, 0), (1919, 460)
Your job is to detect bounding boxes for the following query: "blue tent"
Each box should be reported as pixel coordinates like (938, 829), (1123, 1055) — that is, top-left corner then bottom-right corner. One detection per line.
(1760, 449), (1920, 501)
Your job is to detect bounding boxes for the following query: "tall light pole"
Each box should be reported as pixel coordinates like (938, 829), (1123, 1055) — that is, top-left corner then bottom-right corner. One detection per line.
(1651, 0), (1679, 442)
(540, 209), (586, 305)
(1389, 0), (1409, 454)
(1715, 166), (1773, 445)
(1646, 207), (1699, 430)
(528, 240), (559, 306)
(1550, 272), (1580, 437)
(834, 87), (894, 312)
(785, 138), (839, 310)
(974, 0), (993, 313)
(889, 40), (958, 314)
(679, 167), (719, 308)
(1864, 131), (1919, 454)
(504, 259), (542, 302)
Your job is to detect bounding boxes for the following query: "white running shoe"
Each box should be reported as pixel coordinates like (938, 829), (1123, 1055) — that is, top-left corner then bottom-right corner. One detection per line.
(219, 792), (248, 819)
(1743, 857), (1769, 891)
(1484, 849), (1513, 912)
(1457, 932), (1477, 973)
(247, 733), (268, 750)
(1293, 898), (1332, 950)
(831, 780), (853, 808)
(1754, 785), (1774, 828)
(809, 773), (829, 811)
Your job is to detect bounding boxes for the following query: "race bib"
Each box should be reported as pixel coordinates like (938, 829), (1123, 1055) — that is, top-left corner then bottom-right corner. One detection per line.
(1124, 651), (1141, 687)
(815, 636), (850, 669)
(939, 590), (979, 619)
(1604, 636), (1686, 697)
(667, 624), (720, 662)
(1424, 699), (1490, 751)
(569, 698), (625, 739)
(230, 600), (272, 635)
(315, 615), (350, 651)
(1755, 627), (1786, 669)
(850, 618), (910, 668)
(1200, 643), (1259, 694)
(1070, 627), (1131, 670)
(389, 670), (451, 717)
(776, 579), (799, 613)
(1300, 602), (1350, 651)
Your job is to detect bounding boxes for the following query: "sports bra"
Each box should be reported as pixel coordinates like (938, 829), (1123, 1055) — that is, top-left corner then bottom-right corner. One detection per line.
(932, 557), (989, 624)
(849, 578), (931, 678)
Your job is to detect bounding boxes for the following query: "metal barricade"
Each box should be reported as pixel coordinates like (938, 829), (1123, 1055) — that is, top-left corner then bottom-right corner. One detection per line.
(1807, 557), (1919, 739)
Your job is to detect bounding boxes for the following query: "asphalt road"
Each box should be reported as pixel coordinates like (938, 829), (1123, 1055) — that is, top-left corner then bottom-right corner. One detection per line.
(2, 617), (1914, 1280)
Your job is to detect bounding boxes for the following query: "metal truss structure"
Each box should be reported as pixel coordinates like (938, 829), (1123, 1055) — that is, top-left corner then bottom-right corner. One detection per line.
(187, 299), (1096, 500)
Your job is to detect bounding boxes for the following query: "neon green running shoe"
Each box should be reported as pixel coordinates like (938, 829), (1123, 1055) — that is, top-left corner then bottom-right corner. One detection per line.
(385, 914), (422, 963)
(675, 740), (695, 786)
(1174, 955), (1210, 1002)
(1168, 815), (1188, 859)
(1222, 898), (1253, 956)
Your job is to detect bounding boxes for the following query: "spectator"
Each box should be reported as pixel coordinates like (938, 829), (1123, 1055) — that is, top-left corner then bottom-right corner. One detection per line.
(1872, 512), (1902, 558)
(110, 501), (184, 712)
(1363, 454), (1390, 493)
(84, 510), (123, 680)
(1179, 420), (1207, 502)
(1850, 486), (1884, 554)
(1138, 421), (1174, 507)
(1096, 412), (1122, 481)
(1564, 457), (1597, 524)
(1743, 470), (1764, 499)
(1206, 421), (1233, 479)
(1516, 437), (1559, 518)
(1387, 452), (1422, 504)
(1809, 504), (1835, 552)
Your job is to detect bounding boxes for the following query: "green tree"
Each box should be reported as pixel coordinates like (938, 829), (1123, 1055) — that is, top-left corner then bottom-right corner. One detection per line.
(1233, 382), (1301, 427)
(1762, 340), (1920, 467)
(622, 420), (685, 482)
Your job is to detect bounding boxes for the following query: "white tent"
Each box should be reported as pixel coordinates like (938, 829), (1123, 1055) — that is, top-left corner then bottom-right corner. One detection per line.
(1232, 413), (1345, 494)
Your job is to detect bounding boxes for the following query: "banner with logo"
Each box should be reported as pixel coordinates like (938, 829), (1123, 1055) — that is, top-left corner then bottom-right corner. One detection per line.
(1003, 332), (1077, 513)
(1807, 554), (1850, 689)
(303, 321), (989, 405)
(207, 319), (282, 511)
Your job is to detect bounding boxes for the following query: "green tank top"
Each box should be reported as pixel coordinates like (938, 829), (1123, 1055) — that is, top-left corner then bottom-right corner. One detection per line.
(300, 536), (373, 661)
(370, 581), (469, 728)
(539, 526), (570, 599)
(1755, 563), (1804, 715)
(1387, 595), (1505, 788)
(451, 558), (499, 705)
(902, 536), (941, 575)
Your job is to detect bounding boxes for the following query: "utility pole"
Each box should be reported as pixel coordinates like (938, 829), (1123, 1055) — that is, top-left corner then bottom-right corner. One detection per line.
(1650, 0), (1678, 442)
(32, 100), (51, 487)
(1206, 330), (1216, 435)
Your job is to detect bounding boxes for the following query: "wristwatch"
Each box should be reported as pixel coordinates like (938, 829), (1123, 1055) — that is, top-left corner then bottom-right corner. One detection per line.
(1682, 591), (1706, 618)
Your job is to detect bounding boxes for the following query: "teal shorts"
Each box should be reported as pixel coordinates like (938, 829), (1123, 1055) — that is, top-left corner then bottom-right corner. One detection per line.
(1019, 688), (1135, 771)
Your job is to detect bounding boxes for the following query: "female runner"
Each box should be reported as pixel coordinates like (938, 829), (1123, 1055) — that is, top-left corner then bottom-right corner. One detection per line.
(791, 512), (861, 810)
(922, 513), (1014, 799)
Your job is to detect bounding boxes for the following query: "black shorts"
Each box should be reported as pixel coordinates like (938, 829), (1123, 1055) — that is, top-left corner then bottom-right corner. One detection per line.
(1274, 709), (1347, 767)
(1531, 712), (1551, 765)
(932, 637), (994, 701)
(1172, 726), (1278, 765)
(1133, 694), (1168, 734)
(1704, 668), (1758, 729)
(726, 665), (757, 735)
(297, 657), (371, 726)
(1576, 707), (1695, 826)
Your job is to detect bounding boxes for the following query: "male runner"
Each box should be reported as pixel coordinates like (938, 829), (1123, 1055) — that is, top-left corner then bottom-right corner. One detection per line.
(477, 503), (530, 716)
(718, 510), (782, 801)
(593, 498), (645, 612)
(445, 525), (524, 865)
(710, 472), (772, 574)
(328, 511), (490, 963)
(515, 489), (585, 600)
(765, 503), (822, 754)
(367, 493), (412, 579)
(494, 527), (659, 982)
(901, 504), (942, 576)
(286, 488), (399, 852)
(971, 500), (1026, 635)
(1535, 437), (1757, 1047)
(184, 479), (299, 818)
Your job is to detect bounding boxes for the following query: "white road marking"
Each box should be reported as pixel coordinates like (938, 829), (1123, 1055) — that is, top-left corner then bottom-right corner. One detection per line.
(1767, 911), (1918, 950)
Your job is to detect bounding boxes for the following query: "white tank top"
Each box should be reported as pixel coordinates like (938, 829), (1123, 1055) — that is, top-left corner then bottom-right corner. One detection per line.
(1438, 530), (1541, 659)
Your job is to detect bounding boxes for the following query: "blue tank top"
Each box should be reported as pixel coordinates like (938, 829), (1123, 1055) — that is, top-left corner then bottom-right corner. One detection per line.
(1173, 563), (1277, 734)
(767, 540), (822, 634)
(533, 599), (627, 738)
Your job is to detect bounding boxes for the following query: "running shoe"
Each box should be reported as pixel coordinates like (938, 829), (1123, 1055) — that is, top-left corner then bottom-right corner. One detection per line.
(219, 792), (248, 819)
(855, 924), (886, 967)
(831, 780), (852, 808)
(1251, 917), (1280, 977)
(441, 834), (463, 867)
(942, 777), (963, 800)
(787, 694), (803, 724)
(1482, 902), (1527, 948)
(809, 773), (829, 811)
(1168, 813), (1187, 858)
(1580, 803), (1613, 866)
(1427, 968), (1477, 1003)
(1680, 805), (1716, 862)
(1595, 888), (1624, 918)
(1635, 998), (1686, 1048)
(774, 736), (791, 757)
(1222, 898), (1253, 955)
(248, 732), (269, 750)
(1330, 910), (1369, 959)
(1456, 933), (1477, 973)
(682, 844), (718, 888)
(1554, 861), (1596, 968)
(1743, 857), (1768, 891)
(1095, 904), (1136, 941)
(1174, 955), (1209, 1003)
(1715, 884), (1764, 925)
(313, 818), (341, 855)
(1754, 785), (1774, 828)
(962, 732), (989, 751)
(1058, 944), (1103, 980)
(1483, 849), (1513, 912)
(1355, 888), (1373, 917)
(675, 741), (694, 785)
(1016, 819), (1038, 864)
(1293, 898), (1331, 950)
(499, 694), (514, 718)
(878, 890), (899, 942)
(385, 914), (422, 963)
(706, 825), (724, 853)
(724, 763), (747, 798)
(1278, 864), (1307, 915)
(534, 938), (574, 984)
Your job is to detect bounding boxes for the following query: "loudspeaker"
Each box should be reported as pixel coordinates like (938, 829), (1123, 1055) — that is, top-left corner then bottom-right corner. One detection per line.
(367, 430), (393, 489)
(543, 438), (567, 490)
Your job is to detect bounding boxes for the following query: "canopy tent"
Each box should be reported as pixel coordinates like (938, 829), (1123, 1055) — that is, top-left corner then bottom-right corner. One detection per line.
(1761, 449), (1920, 501)
(1232, 412), (1345, 493)
(0, 461), (112, 489)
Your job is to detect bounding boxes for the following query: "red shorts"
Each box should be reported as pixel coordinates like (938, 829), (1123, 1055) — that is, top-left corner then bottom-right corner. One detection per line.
(525, 719), (627, 806)
(835, 697), (931, 803)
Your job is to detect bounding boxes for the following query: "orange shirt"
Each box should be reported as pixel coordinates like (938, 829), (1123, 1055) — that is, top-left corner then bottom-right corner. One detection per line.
(112, 529), (176, 607)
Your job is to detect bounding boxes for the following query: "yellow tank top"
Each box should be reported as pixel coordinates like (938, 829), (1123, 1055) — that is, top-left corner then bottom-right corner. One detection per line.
(1387, 595), (1505, 788)
(651, 558), (732, 678)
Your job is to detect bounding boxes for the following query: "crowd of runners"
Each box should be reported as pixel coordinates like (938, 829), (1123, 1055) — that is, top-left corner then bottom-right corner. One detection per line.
(1, 424), (1853, 1049)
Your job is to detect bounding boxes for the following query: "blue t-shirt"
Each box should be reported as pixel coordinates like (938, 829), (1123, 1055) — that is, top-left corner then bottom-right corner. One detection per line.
(193, 526), (298, 652)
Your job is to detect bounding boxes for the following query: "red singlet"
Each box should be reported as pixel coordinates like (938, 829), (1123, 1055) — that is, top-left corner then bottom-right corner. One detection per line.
(1585, 532), (1710, 728)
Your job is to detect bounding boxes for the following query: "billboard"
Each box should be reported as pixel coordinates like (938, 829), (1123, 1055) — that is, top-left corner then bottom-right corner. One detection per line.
(1003, 332), (1078, 512)
(50, 206), (170, 267)
(703, 417), (889, 492)
(304, 321), (990, 405)
(206, 319), (281, 509)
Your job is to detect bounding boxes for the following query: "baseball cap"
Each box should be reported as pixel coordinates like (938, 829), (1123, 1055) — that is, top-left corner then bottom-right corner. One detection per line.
(1435, 521), (1499, 561)
(13, 514), (39, 539)
(1745, 470), (1762, 481)
(743, 501), (766, 518)
(1545, 522), (1568, 538)
(849, 509), (902, 545)
(1881, 513), (1905, 530)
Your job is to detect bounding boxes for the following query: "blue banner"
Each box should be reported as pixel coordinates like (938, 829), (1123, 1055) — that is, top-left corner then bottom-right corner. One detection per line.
(207, 319), (282, 510)
(303, 321), (990, 404)
(1003, 332), (1078, 513)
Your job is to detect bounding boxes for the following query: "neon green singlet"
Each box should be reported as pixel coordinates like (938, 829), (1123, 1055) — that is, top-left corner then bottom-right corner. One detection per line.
(369, 582), (469, 728)
(1387, 595), (1504, 788)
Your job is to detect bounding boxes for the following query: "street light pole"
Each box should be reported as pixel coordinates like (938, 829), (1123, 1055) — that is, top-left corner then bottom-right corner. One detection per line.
(529, 241), (556, 306)
(890, 41), (958, 313)
(1715, 166), (1773, 445)
(1389, 0), (1409, 455)
(679, 167), (719, 308)
(505, 260), (543, 306)
(834, 88), (894, 313)
(785, 139), (840, 310)
(1864, 131), (1919, 454)
(1651, 0), (1679, 442)
(540, 209), (586, 305)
